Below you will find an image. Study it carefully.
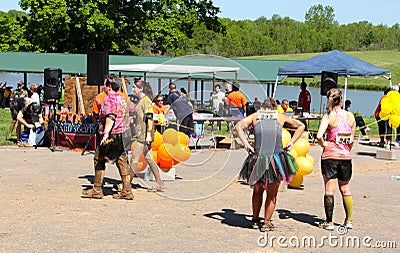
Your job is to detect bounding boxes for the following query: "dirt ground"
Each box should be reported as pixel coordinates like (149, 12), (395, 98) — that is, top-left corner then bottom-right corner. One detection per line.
(0, 139), (399, 253)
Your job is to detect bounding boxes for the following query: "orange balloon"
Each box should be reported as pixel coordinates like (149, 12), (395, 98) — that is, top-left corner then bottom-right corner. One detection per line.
(171, 144), (191, 162)
(162, 128), (179, 146)
(151, 131), (163, 151)
(131, 141), (148, 172)
(157, 143), (175, 161)
(135, 154), (148, 172)
(152, 150), (159, 163)
(172, 159), (180, 165)
(159, 158), (173, 170)
(178, 131), (189, 145)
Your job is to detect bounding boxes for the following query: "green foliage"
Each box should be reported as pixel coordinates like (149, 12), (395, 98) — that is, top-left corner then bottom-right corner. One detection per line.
(14, 0), (223, 54)
(0, 109), (14, 146)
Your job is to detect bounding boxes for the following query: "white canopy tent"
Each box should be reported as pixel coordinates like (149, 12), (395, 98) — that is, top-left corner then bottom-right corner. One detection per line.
(109, 63), (240, 99)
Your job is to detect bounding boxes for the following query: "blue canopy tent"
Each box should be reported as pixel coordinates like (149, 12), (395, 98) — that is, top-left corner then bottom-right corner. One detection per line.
(275, 50), (391, 104)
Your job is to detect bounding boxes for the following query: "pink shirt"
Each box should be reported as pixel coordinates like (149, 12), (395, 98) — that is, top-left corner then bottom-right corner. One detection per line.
(321, 109), (352, 160)
(100, 93), (130, 134)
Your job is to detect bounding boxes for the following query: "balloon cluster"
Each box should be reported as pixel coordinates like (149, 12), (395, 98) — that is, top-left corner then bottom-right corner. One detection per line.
(379, 90), (400, 128)
(281, 129), (315, 188)
(131, 128), (191, 172)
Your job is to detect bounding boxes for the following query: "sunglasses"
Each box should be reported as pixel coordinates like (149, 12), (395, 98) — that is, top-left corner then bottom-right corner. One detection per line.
(156, 99), (163, 102)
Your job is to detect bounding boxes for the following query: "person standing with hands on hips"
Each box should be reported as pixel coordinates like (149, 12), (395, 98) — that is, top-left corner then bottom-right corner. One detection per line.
(235, 98), (305, 232)
(316, 88), (356, 231)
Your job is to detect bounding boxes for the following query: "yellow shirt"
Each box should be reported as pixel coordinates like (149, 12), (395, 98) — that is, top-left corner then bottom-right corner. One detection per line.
(277, 105), (293, 114)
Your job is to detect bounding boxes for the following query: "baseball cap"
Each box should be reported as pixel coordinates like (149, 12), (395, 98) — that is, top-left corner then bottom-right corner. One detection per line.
(31, 103), (42, 114)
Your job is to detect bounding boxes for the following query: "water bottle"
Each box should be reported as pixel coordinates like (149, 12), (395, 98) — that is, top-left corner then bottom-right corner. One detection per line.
(390, 176), (400, 180)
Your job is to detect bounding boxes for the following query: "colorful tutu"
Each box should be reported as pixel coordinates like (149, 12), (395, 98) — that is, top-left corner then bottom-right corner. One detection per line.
(239, 151), (298, 186)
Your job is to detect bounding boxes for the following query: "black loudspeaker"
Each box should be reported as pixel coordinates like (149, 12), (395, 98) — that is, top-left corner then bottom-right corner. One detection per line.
(44, 68), (62, 100)
(320, 71), (338, 96)
(87, 52), (109, 86)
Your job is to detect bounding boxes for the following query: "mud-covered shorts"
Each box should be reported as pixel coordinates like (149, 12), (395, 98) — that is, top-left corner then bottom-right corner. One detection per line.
(321, 159), (352, 182)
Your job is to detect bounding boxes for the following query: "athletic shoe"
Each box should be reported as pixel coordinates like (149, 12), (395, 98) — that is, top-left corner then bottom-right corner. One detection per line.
(344, 220), (353, 229)
(260, 221), (275, 232)
(251, 218), (261, 229)
(319, 221), (334, 231)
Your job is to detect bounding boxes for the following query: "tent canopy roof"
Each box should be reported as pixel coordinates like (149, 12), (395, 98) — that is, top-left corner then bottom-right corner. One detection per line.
(109, 64), (240, 75)
(277, 50), (390, 77)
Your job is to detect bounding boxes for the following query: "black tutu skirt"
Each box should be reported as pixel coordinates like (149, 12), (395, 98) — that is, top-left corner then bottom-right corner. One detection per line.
(239, 151), (298, 186)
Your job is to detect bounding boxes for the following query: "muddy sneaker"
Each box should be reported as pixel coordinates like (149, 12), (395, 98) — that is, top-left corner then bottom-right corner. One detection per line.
(344, 220), (353, 229)
(319, 221), (334, 231)
(18, 141), (32, 147)
(251, 218), (261, 229)
(260, 221), (275, 232)
(113, 190), (134, 200)
(82, 187), (104, 199)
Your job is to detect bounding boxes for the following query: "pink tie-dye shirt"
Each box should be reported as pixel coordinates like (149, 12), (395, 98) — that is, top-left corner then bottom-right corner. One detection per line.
(100, 93), (130, 134)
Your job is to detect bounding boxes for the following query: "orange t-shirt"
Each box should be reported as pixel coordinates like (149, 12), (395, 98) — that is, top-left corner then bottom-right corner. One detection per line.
(118, 91), (129, 101)
(92, 92), (107, 114)
(227, 91), (247, 108)
(153, 104), (166, 115)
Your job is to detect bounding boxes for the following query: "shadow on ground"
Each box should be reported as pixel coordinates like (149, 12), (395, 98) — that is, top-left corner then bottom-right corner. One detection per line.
(204, 208), (253, 229)
(79, 175), (145, 196)
(277, 209), (321, 228)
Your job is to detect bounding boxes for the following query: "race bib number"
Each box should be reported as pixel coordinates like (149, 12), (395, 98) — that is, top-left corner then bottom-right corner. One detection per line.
(336, 131), (353, 144)
(257, 110), (278, 120)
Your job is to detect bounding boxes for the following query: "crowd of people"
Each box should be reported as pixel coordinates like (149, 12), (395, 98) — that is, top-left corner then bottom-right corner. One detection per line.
(4, 75), (399, 232)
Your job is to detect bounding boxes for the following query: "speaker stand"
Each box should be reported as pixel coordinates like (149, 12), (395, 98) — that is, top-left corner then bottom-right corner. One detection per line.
(48, 102), (63, 152)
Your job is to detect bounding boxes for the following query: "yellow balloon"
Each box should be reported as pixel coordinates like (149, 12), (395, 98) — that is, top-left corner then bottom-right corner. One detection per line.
(282, 129), (291, 147)
(389, 115), (400, 129)
(289, 173), (303, 188)
(295, 156), (314, 176)
(305, 153), (315, 165)
(178, 131), (189, 145)
(162, 128), (179, 146)
(379, 111), (390, 120)
(289, 148), (298, 160)
(293, 138), (310, 157)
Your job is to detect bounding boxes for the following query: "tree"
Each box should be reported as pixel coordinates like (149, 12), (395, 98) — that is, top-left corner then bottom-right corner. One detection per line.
(19, 0), (224, 54)
(0, 12), (31, 51)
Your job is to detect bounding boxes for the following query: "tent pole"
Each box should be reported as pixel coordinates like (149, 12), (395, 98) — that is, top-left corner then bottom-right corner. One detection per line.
(343, 75), (349, 107)
(187, 74), (191, 100)
(272, 76), (279, 98)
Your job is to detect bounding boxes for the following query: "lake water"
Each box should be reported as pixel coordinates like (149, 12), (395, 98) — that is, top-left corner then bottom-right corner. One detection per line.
(1, 72), (383, 117)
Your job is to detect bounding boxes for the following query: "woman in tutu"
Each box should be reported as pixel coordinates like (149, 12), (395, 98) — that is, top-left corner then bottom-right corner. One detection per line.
(235, 98), (305, 232)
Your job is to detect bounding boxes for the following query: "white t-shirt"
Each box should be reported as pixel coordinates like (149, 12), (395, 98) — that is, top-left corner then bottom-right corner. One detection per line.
(31, 92), (40, 104)
(212, 91), (225, 113)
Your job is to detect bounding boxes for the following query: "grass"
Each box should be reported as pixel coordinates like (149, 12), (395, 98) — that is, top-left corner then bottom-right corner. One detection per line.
(0, 108), (15, 146)
(245, 50), (400, 91)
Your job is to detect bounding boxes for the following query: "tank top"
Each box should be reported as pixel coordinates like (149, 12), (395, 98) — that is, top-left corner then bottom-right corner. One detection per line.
(253, 119), (283, 156)
(322, 109), (352, 160)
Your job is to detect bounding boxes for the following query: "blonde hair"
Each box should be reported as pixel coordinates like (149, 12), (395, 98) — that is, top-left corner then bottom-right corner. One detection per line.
(30, 83), (37, 92)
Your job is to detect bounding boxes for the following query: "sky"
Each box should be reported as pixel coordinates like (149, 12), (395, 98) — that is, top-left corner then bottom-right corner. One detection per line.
(1, 0), (399, 26)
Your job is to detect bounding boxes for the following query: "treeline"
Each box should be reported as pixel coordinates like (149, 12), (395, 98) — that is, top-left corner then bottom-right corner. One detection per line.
(1, 2), (400, 57)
